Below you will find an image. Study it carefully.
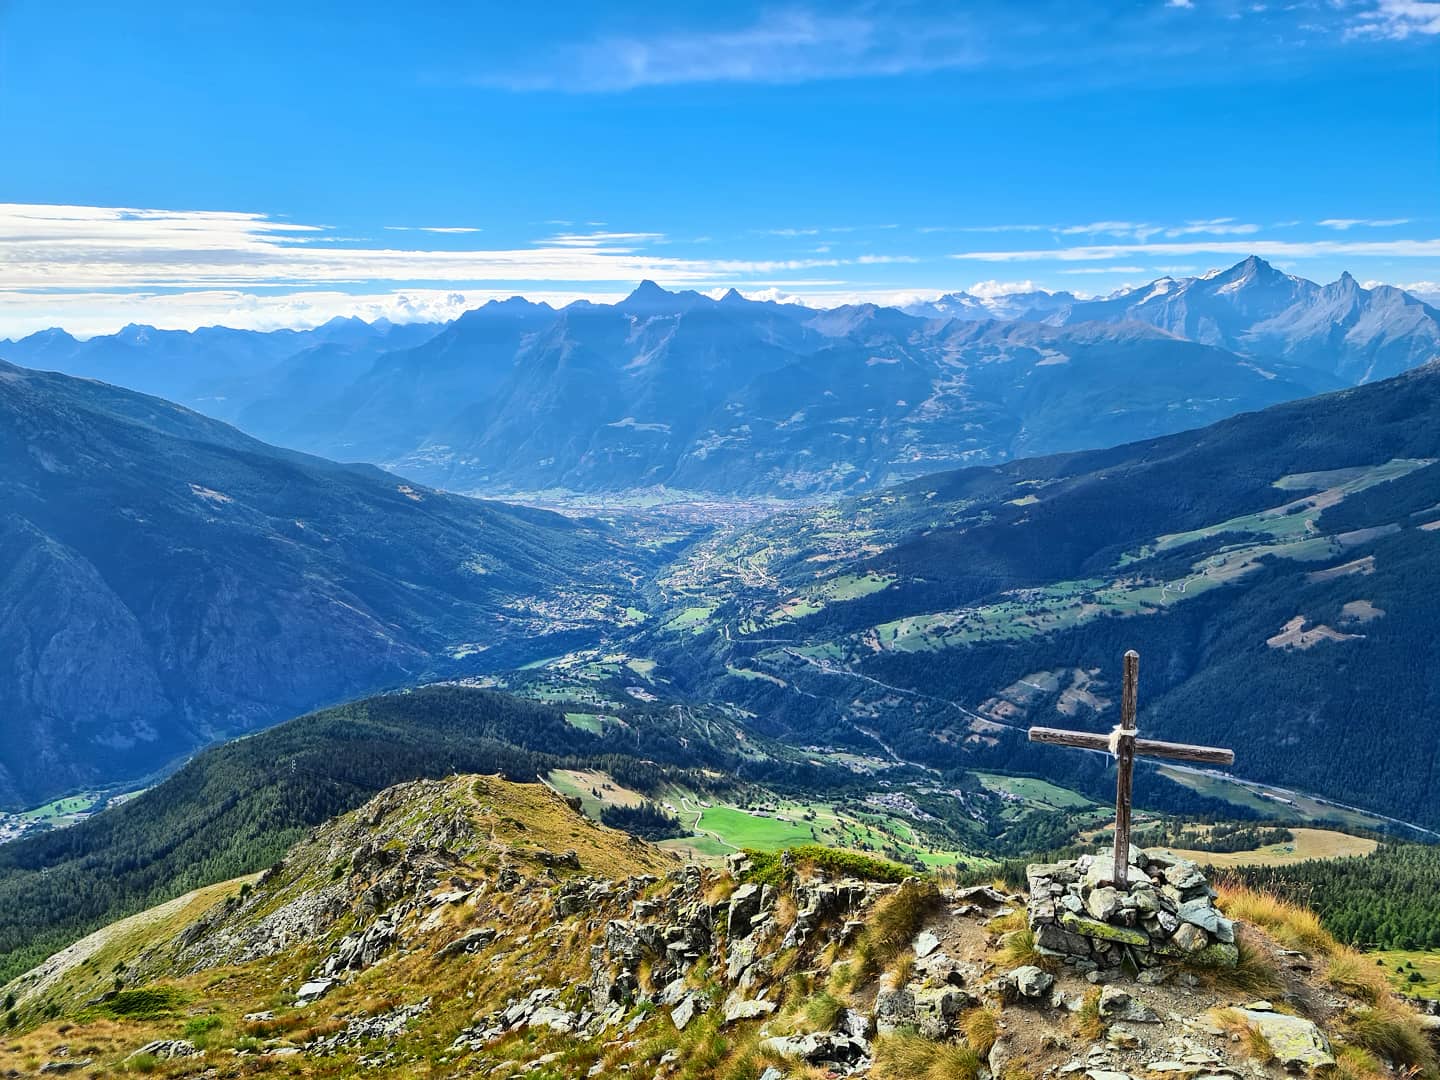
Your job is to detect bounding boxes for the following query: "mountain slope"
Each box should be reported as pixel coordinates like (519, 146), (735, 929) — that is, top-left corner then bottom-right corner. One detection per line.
(623, 362), (1440, 827)
(2, 773), (1431, 1080)
(0, 317), (440, 416)
(0, 678), (871, 987)
(325, 285), (1330, 497)
(0, 361), (654, 807)
(219, 263), (1440, 496)
(11, 261), (1438, 499)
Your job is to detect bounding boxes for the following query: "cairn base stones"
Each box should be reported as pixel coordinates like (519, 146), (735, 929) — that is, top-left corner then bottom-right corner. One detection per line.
(1027, 850), (1237, 973)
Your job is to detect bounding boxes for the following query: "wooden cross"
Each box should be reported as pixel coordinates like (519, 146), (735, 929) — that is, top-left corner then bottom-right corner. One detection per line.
(1027, 650), (1235, 888)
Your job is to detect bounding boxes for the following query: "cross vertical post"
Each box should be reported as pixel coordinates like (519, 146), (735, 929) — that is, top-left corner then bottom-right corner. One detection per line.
(1111, 649), (1140, 888)
(1028, 652), (1234, 889)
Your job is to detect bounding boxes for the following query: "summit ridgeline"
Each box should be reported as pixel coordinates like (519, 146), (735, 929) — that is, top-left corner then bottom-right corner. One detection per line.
(2, 776), (1435, 1080)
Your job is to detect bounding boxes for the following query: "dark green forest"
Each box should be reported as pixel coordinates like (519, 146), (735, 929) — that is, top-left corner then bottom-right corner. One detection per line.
(599, 801), (688, 841)
(1232, 844), (1440, 950)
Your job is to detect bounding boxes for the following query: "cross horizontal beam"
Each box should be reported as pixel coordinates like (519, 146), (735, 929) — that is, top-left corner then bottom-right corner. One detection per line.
(1028, 726), (1235, 766)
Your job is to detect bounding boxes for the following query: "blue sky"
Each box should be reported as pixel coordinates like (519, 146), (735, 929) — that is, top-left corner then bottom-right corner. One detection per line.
(1, 0), (1437, 335)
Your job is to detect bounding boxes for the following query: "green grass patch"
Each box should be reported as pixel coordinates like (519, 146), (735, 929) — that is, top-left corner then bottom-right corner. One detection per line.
(741, 845), (914, 887)
(696, 806), (818, 849)
(95, 986), (190, 1020)
(1373, 950), (1440, 1000)
(19, 793), (103, 822)
(976, 773), (1093, 810)
(663, 605), (717, 633)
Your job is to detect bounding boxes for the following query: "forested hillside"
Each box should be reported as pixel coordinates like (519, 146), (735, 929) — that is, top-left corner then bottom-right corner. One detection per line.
(1233, 845), (1440, 950)
(619, 363), (1440, 828)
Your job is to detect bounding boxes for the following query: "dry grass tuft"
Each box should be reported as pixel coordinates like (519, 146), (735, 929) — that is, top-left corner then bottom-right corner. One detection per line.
(773, 893), (799, 934)
(1215, 882), (1333, 955)
(1200, 932), (1283, 996)
(801, 991), (846, 1033)
(887, 953), (916, 988)
(1333, 1044), (1388, 1080)
(997, 928), (1054, 972)
(704, 877), (736, 906)
(851, 880), (941, 986)
(1325, 947), (1391, 1004)
(988, 909), (1028, 935)
(873, 1032), (985, 1080)
(1343, 1005), (1439, 1077)
(1075, 989), (1106, 1042)
(961, 1006), (1001, 1057)
(1211, 1007), (1276, 1064)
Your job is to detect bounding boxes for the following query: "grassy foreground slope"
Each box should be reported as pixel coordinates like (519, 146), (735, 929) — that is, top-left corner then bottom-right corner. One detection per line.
(2, 773), (1434, 1080)
(0, 684), (839, 987)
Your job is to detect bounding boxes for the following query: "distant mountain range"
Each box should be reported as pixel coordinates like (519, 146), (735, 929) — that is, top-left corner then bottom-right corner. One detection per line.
(5, 258), (1438, 497)
(0, 361), (654, 808)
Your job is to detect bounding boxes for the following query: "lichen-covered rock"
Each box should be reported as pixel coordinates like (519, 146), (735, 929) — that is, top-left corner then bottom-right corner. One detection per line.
(1234, 1009), (1334, 1071)
(127, 1040), (198, 1061)
(1061, 913), (1150, 947)
(913, 985), (969, 1037)
(722, 996), (777, 1025)
(761, 1033), (871, 1067)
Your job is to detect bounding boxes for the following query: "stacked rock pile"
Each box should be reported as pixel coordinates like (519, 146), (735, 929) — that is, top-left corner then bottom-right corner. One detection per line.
(1026, 849), (1238, 974)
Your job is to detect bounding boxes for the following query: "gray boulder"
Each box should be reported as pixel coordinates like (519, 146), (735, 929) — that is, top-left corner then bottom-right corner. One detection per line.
(1010, 965), (1056, 999)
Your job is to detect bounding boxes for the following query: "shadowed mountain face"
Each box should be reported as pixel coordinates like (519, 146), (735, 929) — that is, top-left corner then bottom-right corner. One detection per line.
(0, 317), (442, 419)
(6, 259), (1436, 498)
(0, 361), (655, 808)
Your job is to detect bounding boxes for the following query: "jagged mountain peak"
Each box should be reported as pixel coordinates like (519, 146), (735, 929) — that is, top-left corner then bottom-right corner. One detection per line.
(626, 278), (669, 299)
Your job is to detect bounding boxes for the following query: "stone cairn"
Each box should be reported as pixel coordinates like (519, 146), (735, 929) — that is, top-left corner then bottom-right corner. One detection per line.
(1027, 848), (1238, 977)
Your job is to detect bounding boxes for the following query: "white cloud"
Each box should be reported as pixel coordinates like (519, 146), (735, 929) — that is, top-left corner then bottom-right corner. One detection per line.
(1167, 0), (1195, 8)
(1346, 0), (1440, 38)
(541, 230), (669, 248)
(1054, 218), (1262, 241)
(384, 225), (482, 233)
(1378, 280), (1440, 300)
(951, 237), (1440, 261)
(0, 202), (979, 335)
(854, 253), (921, 264)
(0, 204), (868, 294)
(927, 218), (1262, 241)
(1164, 218), (1262, 237)
(1317, 217), (1412, 230)
(478, 7), (983, 92)
(967, 279), (1040, 298)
